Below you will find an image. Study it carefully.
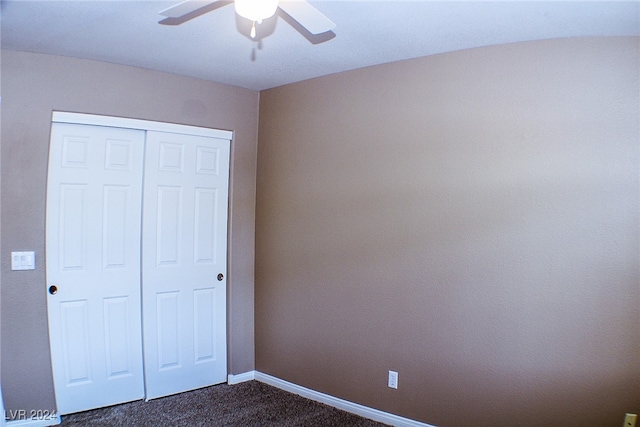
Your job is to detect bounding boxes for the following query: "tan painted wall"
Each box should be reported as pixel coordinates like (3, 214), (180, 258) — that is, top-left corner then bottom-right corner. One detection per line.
(0, 50), (258, 414)
(256, 37), (640, 427)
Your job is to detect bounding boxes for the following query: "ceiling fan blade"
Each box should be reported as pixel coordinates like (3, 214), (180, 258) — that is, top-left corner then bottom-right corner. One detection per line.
(278, 1), (335, 35)
(159, 0), (221, 18)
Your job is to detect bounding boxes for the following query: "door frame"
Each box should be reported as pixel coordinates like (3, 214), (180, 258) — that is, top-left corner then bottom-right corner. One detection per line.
(48, 111), (233, 407)
(52, 112), (233, 140)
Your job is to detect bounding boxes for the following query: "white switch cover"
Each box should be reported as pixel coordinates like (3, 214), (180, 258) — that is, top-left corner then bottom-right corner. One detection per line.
(11, 251), (35, 270)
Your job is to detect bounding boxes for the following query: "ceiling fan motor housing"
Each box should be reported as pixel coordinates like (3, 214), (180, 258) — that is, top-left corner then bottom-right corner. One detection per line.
(235, 0), (279, 23)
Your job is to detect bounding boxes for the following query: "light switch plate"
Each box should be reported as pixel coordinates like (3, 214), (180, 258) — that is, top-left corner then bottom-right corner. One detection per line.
(11, 251), (35, 270)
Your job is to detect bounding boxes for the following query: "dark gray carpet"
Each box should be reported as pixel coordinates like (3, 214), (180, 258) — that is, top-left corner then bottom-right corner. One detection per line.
(60, 380), (389, 426)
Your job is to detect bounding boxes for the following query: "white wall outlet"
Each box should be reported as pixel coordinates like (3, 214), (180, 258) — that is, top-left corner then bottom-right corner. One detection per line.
(624, 413), (637, 427)
(388, 370), (398, 389)
(11, 251), (35, 270)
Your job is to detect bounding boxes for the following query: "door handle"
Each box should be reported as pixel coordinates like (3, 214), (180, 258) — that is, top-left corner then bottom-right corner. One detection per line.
(217, 273), (224, 281)
(49, 285), (58, 295)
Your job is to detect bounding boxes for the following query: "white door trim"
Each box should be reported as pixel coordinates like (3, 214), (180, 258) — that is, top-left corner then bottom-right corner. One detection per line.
(51, 112), (234, 140)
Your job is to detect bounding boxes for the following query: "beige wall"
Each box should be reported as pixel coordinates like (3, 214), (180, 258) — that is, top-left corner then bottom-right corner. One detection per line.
(0, 50), (258, 414)
(256, 37), (640, 427)
(2, 37), (638, 427)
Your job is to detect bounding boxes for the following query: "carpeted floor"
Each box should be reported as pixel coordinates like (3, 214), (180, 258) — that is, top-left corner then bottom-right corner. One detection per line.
(60, 380), (389, 426)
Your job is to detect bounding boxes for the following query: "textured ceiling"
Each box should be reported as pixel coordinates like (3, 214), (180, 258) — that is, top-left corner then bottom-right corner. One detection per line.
(2, 0), (639, 91)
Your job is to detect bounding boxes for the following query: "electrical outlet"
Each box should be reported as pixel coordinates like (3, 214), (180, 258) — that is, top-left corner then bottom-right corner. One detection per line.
(623, 414), (637, 427)
(388, 370), (398, 389)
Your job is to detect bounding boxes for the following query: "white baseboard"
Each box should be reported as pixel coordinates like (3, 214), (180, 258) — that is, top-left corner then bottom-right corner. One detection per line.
(4, 372), (432, 427)
(227, 371), (256, 385)
(4, 416), (61, 427)
(248, 371), (436, 427)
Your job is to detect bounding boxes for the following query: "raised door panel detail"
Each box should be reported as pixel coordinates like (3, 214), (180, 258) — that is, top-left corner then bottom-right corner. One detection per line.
(193, 288), (216, 363)
(103, 297), (132, 379)
(61, 136), (89, 168)
(159, 142), (184, 173)
(103, 186), (129, 269)
(105, 139), (133, 171)
(157, 187), (182, 266)
(156, 291), (181, 370)
(60, 300), (92, 386)
(196, 146), (219, 175)
(60, 185), (86, 271)
(194, 189), (217, 264)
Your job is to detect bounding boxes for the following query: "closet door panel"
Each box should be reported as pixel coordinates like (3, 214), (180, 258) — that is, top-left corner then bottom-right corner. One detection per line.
(46, 123), (145, 414)
(142, 131), (229, 400)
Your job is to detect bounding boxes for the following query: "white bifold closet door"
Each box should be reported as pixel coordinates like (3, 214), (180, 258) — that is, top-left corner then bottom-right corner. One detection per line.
(46, 121), (229, 414)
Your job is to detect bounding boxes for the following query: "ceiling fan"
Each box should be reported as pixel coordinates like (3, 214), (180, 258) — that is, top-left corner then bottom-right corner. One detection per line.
(159, 0), (336, 41)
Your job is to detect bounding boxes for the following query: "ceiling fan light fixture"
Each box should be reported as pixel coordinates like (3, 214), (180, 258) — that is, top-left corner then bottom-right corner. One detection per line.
(234, 0), (279, 23)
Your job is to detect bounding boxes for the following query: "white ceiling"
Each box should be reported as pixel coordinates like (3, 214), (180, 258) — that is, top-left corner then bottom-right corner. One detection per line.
(2, 0), (639, 91)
